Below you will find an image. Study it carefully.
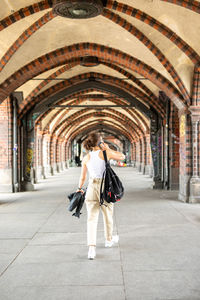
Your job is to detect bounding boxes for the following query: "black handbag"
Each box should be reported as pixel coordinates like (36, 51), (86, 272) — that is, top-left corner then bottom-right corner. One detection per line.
(100, 150), (124, 206)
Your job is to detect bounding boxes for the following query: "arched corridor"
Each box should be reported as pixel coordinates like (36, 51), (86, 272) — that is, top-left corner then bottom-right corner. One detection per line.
(1, 0), (200, 298)
(1, 0), (200, 201)
(0, 167), (200, 299)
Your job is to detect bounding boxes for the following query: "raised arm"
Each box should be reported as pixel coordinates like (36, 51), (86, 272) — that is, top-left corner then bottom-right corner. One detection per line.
(100, 142), (125, 161)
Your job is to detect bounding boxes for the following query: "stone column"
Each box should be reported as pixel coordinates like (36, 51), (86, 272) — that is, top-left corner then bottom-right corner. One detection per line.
(142, 137), (147, 174)
(21, 115), (35, 191)
(132, 142), (136, 167)
(169, 104), (179, 190)
(150, 112), (163, 189)
(189, 107), (200, 203)
(178, 109), (191, 202)
(145, 134), (152, 176)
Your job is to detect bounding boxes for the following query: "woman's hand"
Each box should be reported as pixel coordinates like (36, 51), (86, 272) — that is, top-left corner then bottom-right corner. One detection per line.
(99, 142), (109, 151)
(76, 188), (84, 194)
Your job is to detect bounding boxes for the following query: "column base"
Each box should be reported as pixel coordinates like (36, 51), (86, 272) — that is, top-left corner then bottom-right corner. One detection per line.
(179, 174), (190, 203)
(153, 178), (163, 189)
(170, 167), (179, 190)
(189, 177), (200, 203)
(141, 163), (145, 174)
(136, 162), (142, 172)
(50, 164), (57, 175)
(21, 181), (34, 191)
(144, 165), (152, 176)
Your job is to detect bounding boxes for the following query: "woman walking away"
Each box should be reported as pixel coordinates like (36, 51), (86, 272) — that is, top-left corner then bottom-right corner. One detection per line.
(77, 133), (125, 260)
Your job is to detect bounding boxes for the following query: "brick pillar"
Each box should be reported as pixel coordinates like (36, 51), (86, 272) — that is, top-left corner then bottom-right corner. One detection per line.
(169, 104), (179, 190)
(0, 97), (13, 192)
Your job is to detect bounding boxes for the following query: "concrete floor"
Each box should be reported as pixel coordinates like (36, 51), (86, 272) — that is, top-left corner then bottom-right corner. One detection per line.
(0, 167), (200, 300)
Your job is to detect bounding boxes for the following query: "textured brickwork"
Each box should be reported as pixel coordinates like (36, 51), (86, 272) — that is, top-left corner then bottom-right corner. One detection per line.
(0, 1), (53, 31)
(0, 97), (12, 169)
(192, 64), (200, 106)
(145, 134), (151, 165)
(170, 104), (179, 169)
(0, 0), (198, 65)
(0, 43), (185, 109)
(161, 0), (200, 15)
(0, 11), (55, 72)
(179, 112), (192, 176)
(52, 110), (141, 142)
(20, 72), (165, 119)
(103, 8), (189, 101)
(107, 0), (200, 63)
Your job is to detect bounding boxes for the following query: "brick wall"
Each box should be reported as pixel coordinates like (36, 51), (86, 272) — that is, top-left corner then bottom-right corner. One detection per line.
(170, 104), (179, 169)
(0, 97), (13, 191)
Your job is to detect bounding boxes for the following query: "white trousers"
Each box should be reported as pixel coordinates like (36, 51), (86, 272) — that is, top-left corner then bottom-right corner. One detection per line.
(85, 178), (114, 246)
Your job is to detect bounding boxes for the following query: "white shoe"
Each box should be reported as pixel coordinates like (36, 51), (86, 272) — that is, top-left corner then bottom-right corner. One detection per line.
(105, 235), (119, 247)
(88, 246), (96, 260)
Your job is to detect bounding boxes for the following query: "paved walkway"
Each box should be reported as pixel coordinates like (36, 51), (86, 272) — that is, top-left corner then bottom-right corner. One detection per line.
(0, 167), (200, 300)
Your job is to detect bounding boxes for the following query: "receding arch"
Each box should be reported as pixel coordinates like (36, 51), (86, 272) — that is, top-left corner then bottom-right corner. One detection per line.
(0, 43), (186, 109)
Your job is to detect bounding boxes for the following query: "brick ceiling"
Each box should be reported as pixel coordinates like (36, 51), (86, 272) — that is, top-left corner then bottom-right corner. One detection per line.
(0, 0), (199, 142)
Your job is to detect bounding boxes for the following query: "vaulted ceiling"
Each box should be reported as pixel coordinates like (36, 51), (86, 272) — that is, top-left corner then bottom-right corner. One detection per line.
(0, 0), (199, 143)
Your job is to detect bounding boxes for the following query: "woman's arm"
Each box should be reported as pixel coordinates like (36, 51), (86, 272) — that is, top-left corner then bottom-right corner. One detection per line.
(77, 156), (88, 192)
(107, 148), (125, 161)
(100, 142), (125, 161)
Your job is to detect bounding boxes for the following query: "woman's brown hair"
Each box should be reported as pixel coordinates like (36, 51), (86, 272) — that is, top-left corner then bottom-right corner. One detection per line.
(83, 133), (100, 151)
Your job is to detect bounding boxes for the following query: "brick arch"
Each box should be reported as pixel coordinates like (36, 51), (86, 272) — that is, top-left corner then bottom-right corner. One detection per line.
(35, 88), (111, 128)
(0, 4), (189, 101)
(74, 124), (132, 143)
(22, 59), (161, 115)
(102, 62), (159, 104)
(66, 107), (145, 138)
(21, 72), (165, 120)
(161, 0), (200, 15)
(19, 59), (81, 116)
(0, 1), (52, 31)
(67, 121), (134, 143)
(44, 96), (148, 135)
(20, 74), (164, 123)
(52, 108), (142, 140)
(35, 88), (149, 134)
(35, 88), (97, 128)
(1, 0), (198, 65)
(61, 119), (135, 164)
(0, 11), (56, 72)
(64, 120), (135, 145)
(20, 61), (164, 118)
(107, 0), (200, 63)
(102, 8), (189, 101)
(0, 43), (186, 109)
(56, 111), (142, 142)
